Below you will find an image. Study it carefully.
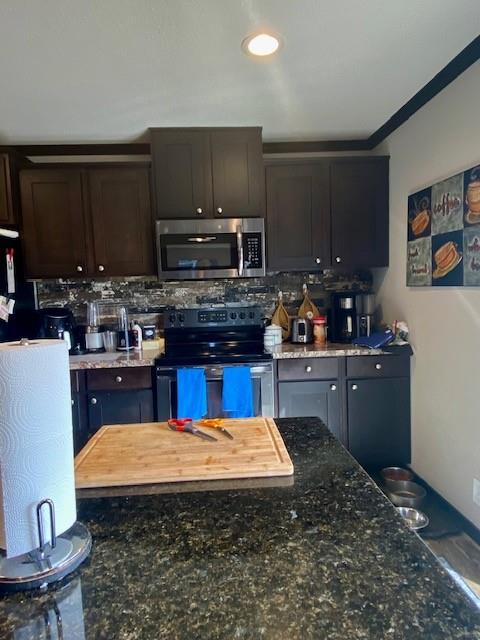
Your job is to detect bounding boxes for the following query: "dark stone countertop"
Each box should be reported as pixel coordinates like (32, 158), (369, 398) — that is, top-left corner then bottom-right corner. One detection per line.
(1, 418), (479, 639)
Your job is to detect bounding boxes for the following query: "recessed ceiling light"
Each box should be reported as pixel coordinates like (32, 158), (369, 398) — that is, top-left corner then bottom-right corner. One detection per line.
(242, 32), (281, 57)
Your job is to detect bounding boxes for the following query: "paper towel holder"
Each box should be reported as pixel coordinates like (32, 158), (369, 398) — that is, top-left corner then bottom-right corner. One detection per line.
(0, 498), (91, 593)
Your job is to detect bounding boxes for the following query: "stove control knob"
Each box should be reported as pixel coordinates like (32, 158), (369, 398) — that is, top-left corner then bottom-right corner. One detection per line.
(230, 312), (237, 320)
(178, 313), (185, 323)
(249, 311), (255, 319)
(239, 312), (246, 320)
(169, 314), (176, 324)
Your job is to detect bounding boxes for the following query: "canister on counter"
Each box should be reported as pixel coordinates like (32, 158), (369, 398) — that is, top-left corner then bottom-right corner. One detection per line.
(312, 316), (327, 346)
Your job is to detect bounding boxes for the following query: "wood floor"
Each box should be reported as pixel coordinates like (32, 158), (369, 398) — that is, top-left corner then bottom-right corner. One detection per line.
(426, 533), (480, 600)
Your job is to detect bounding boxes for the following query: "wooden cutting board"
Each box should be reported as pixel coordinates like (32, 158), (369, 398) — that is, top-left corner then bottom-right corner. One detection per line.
(75, 418), (294, 489)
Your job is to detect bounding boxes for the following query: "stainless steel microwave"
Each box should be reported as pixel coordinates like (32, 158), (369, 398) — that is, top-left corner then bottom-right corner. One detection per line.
(156, 218), (266, 280)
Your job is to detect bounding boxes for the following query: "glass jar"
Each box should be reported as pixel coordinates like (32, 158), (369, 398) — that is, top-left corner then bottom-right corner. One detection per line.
(312, 316), (327, 346)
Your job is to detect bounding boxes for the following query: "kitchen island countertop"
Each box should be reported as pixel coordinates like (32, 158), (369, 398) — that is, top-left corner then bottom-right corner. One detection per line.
(0, 418), (478, 639)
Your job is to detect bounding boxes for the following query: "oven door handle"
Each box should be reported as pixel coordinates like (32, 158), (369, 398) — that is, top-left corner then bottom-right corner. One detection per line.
(236, 225), (244, 276)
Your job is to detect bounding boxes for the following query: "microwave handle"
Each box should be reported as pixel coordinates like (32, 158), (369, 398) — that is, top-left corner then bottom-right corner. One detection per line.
(236, 225), (244, 276)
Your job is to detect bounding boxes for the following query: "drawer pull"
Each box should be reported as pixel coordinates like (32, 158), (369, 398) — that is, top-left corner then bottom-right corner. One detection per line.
(330, 384), (336, 391)
(91, 397), (97, 405)
(98, 265), (105, 272)
(216, 207), (223, 215)
(196, 207), (203, 215)
(375, 363), (382, 370)
(351, 384), (358, 391)
(315, 257), (321, 265)
(335, 256), (342, 263)
(305, 365), (312, 373)
(115, 375), (123, 383)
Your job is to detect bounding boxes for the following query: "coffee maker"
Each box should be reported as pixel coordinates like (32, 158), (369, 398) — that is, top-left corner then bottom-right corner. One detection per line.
(356, 293), (376, 338)
(331, 293), (356, 343)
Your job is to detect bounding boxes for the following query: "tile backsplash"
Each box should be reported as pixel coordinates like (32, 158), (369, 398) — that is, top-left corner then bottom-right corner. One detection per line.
(36, 269), (373, 324)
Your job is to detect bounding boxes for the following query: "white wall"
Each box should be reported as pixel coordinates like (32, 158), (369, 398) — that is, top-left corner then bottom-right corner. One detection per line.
(375, 60), (480, 527)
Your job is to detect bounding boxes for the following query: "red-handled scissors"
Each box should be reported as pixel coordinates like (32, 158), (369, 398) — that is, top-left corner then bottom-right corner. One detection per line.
(167, 418), (217, 442)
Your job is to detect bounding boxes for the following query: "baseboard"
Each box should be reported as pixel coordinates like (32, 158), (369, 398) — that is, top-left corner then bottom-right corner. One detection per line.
(413, 472), (480, 545)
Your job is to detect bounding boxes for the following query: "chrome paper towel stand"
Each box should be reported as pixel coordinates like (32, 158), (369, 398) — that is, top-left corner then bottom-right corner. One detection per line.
(0, 499), (91, 593)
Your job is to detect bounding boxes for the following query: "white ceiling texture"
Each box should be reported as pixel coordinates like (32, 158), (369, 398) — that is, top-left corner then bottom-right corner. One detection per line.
(0, 0), (479, 144)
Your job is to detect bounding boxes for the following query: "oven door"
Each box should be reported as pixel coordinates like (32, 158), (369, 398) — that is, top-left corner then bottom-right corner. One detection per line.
(156, 363), (274, 420)
(155, 218), (265, 279)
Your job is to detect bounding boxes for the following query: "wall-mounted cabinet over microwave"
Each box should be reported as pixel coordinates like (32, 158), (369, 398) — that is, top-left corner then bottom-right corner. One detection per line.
(150, 127), (265, 219)
(20, 166), (154, 279)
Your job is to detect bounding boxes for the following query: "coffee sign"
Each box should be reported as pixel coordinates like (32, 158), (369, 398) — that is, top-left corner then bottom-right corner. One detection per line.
(407, 163), (480, 287)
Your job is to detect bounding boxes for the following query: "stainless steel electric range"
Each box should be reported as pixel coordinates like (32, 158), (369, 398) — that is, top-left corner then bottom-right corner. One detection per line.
(155, 305), (274, 420)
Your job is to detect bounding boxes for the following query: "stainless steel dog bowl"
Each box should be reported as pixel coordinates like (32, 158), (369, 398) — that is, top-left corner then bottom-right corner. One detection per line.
(381, 466), (414, 490)
(396, 507), (429, 531)
(387, 480), (426, 508)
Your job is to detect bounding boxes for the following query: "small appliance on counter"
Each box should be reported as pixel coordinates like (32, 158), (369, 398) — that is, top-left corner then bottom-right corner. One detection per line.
(356, 293), (376, 338)
(291, 317), (313, 344)
(85, 302), (104, 353)
(331, 292), (357, 343)
(39, 307), (75, 353)
(117, 305), (134, 351)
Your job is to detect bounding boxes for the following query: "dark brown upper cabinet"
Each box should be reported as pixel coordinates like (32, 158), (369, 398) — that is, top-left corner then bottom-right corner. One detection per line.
(266, 156), (389, 271)
(151, 127), (265, 219)
(0, 154), (15, 225)
(20, 169), (89, 278)
(88, 168), (154, 277)
(20, 166), (154, 279)
(330, 158), (389, 268)
(266, 163), (330, 271)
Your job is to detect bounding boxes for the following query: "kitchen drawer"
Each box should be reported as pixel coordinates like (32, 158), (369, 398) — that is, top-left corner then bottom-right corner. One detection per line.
(278, 358), (339, 381)
(346, 355), (409, 379)
(86, 367), (153, 391)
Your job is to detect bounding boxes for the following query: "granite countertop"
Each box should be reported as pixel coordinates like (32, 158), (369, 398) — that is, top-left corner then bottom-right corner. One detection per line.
(70, 343), (386, 369)
(269, 342), (386, 358)
(69, 349), (163, 370)
(1, 418), (478, 639)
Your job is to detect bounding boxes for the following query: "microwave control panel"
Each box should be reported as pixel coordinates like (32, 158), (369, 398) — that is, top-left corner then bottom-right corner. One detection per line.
(243, 233), (263, 269)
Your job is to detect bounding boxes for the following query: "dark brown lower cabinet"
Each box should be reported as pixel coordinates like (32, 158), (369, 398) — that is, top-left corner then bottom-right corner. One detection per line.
(347, 377), (411, 468)
(278, 380), (341, 441)
(71, 392), (88, 455)
(87, 390), (154, 437)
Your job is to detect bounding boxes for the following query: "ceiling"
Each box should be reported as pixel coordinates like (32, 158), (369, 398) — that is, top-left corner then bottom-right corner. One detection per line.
(0, 0), (479, 144)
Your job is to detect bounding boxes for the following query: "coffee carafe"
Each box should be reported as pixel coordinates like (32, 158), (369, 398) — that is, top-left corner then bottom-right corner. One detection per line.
(331, 293), (357, 343)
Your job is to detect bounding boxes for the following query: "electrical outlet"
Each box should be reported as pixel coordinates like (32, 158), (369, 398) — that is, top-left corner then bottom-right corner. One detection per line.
(473, 479), (480, 507)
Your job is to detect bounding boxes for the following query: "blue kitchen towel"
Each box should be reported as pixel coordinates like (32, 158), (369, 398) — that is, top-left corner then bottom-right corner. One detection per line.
(177, 368), (207, 419)
(222, 366), (254, 418)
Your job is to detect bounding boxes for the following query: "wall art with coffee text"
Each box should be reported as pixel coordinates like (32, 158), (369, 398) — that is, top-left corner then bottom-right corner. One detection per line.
(407, 163), (480, 286)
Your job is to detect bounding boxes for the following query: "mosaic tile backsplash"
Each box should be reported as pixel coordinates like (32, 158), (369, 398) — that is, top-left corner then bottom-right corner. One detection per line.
(36, 270), (373, 323)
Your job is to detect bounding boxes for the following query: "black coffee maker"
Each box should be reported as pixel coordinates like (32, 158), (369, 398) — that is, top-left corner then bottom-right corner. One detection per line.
(331, 293), (357, 343)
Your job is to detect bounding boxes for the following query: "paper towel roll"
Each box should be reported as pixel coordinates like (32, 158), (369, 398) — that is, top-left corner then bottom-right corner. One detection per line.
(0, 339), (76, 557)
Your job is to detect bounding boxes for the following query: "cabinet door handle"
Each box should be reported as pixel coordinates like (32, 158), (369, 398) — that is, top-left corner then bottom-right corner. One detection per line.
(335, 256), (342, 263)
(330, 384), (336, 391)
(76, 265), (83, 272)
(115, 375), (122, 383)
(216, 207), (223, 215)
(98, 265), (105, 272)
(305, 365), (312, 373)
(71, 398), (75, 406)
(91, 397), (97, 405)
(196, 207), (203, 215)
(375, 363), (382, 370)
(351, 384), (358, 391)
(315, 257), (321, 265)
